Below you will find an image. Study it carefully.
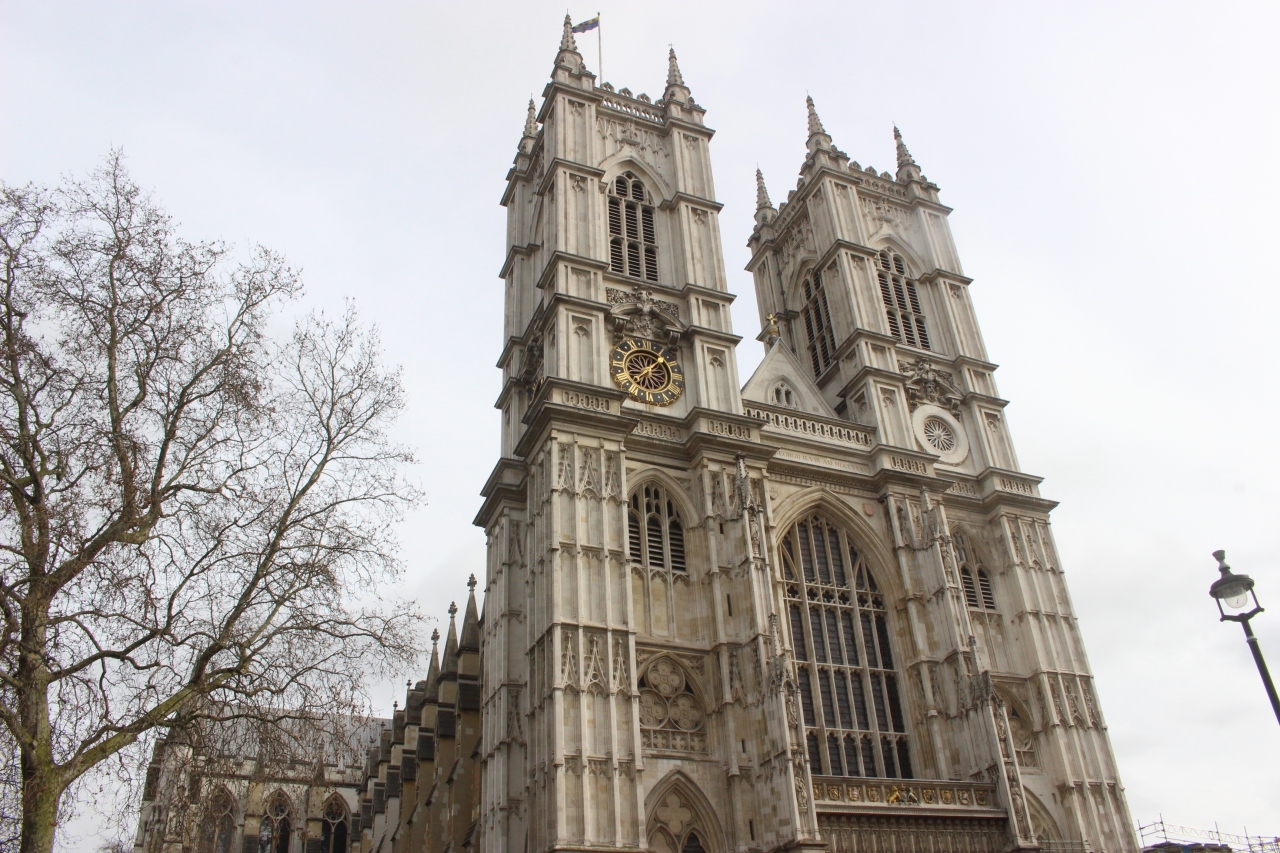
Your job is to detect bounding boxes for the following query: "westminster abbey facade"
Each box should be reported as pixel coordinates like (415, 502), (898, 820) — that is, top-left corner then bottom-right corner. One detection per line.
(134, 15), (1138, 853)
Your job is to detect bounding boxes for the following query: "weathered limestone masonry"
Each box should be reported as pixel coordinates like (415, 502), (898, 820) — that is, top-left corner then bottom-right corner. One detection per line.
(473, 16), (1139, 853)
(134, 18), (1139, 853)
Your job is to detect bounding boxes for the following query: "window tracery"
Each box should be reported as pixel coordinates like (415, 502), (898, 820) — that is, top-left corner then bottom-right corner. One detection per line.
(877, 250), (930, 351)
(955, 533), (996, 611)
(781, 513), (913, 779)
(258, 792), (291, 853)
(801, 269), (837, 377)
(197, 787), (235, 853)
(629, 484), (686, 572)
(320, 795), (349, 853)
(609, 172), (659, 282)
(771, 381), (797, 409)
(629, 482), (694, 638)
(638, 658), (707, 753)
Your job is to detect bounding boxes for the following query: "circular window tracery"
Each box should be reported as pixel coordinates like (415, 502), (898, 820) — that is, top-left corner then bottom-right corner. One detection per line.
(638, 658), (707, 753)
(922, 417), (955, 452)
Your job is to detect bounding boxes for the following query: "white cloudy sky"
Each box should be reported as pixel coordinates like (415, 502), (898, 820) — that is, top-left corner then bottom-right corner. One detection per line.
(3, 0), (1279, 847)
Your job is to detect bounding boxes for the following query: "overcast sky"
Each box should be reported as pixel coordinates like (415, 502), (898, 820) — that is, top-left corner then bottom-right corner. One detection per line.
(3, 0), (1279, 848)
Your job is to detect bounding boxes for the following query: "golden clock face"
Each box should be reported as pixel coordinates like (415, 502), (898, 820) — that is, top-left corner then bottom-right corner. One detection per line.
(610, 338), (685, 406)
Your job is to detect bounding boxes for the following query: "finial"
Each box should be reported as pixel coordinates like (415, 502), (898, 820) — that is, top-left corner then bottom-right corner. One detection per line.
(755, 168), (773, 210)
(524, 99), (537, 138)
(894, 125), (916, 169)
(448, 601), (458, 619)
(560, 13), (577, 51)
(806, 95), (826, 136)
(667, 47), (685, 87)
(468, 574), (477, 591)
(764, 313), (781, 346)
(431, 628), (440, 645)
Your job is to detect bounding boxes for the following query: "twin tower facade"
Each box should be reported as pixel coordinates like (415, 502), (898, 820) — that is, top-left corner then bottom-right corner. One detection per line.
(473, 18), (1137, 853)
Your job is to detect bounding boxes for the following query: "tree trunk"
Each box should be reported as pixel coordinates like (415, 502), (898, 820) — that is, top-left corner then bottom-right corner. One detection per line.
(19, 776), (61, 853)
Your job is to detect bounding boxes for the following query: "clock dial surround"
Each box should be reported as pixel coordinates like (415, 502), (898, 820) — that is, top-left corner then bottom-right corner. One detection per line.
(609, 338), (685, 406)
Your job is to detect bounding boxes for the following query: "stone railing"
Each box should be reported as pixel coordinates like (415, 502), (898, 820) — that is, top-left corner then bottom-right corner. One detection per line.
(744, 406), (873, 447)
(600, 96), (664, 124)
(811, 777), (999, 811)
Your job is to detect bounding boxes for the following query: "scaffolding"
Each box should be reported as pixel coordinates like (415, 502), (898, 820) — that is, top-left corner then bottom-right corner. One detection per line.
(1138, 818), (1280, 853)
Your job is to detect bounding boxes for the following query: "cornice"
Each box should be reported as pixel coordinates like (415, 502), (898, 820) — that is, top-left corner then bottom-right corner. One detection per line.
(515, 378), (636, 459)
(535, 250), (609, 291)
(498, 242), (539, 280)
(474, 457), (528, 529)
(538, 81), (604, 121)
(535, 158), (606, 198)
(679, 282), (736, 304)
(682, 325), (743, 347)
(918, 269), (973, 287)
(659, 192), (724, 214)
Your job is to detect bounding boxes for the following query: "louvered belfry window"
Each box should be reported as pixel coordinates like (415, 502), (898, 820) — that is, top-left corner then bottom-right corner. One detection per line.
(801, 269), (838, 377)
(608, 172), (659, 282)
(781, 513), (913, 780)
(877, 250), (930, 350)
(955, 532), (997, 611)
(629, 484), (686, 572)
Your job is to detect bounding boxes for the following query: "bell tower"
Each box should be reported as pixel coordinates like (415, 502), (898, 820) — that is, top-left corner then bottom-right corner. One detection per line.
(477, 17), (824, 853)
(744, 100), (1139, 852)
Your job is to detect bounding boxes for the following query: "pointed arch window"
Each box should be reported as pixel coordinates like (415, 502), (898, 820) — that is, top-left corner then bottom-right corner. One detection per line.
(197, 788), (236, 853)
(321, 796), (349, 853)
(877, 250), (930, 350)
(801, 269), (837, 377)
(629, 484), (686, 572)
(781, 513), (912, 779)
(955, 532), (996, 611)
(609, 173), (659, 282)
(258, 793), (291, 853)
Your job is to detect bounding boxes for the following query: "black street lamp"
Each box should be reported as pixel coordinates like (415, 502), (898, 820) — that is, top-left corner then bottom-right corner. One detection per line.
(1209, 550), (1280, 725)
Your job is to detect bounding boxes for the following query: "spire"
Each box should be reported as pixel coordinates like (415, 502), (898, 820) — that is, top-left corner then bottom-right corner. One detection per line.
(894, 125), (916, 168)
(805, 95), (833, 154)
(424, 628), (441, 701)
(560, 13), (577, 51)
(667, 47), (684, 87)
(754, 168), (776, 227)
(755, 168), (772, 210)
(806, 95), (826, 136)
(893, 125), (923, 183)
(441, 601), (459, 676)
(460, 575), (481, 652)
(519, 98), (538, 154)
(663, 46), (692, 108)
(524, 99), (538, 138)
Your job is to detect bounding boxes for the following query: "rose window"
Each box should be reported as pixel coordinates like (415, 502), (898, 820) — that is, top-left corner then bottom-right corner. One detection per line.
(922, 417), (955, 453)
(639, 658), (707, 753)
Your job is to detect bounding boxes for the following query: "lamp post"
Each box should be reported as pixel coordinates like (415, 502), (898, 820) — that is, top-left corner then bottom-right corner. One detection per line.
(1209, 550), (1280, 725)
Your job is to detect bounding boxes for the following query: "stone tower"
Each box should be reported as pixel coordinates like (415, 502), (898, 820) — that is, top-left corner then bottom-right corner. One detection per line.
(475, 17), (1137, 853)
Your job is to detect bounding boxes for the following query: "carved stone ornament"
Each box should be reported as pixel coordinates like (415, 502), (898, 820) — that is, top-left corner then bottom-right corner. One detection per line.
(606, 285), (684, 346)
(899, 358), (964, 417)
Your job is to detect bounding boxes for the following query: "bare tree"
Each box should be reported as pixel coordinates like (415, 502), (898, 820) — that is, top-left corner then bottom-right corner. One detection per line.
(0, 153), (423, 853)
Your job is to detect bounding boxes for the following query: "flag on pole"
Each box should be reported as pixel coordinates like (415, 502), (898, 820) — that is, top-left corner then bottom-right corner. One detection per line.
(571, 16), (599, 33)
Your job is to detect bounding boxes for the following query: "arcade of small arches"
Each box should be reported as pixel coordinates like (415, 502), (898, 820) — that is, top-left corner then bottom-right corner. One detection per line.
(190, 788), (351, 853)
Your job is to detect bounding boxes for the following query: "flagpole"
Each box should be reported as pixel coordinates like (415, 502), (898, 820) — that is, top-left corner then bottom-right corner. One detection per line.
(597, 13), (603, 84)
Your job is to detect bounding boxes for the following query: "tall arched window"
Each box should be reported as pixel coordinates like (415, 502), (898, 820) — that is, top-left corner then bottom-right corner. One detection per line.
(609, 173), (659, 282)
(876, 250), (930, 350)
(781, 513), (912, 779)
(801, 269), (837, 377)
(197, 788), (236, 853)
(321, 796), (349, 853)
(258, 793), (291, 853)
(629, 484), (686, 572)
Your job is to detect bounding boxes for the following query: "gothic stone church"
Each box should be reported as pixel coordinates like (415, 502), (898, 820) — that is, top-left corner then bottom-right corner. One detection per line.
(134, 16), (1139, 853)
